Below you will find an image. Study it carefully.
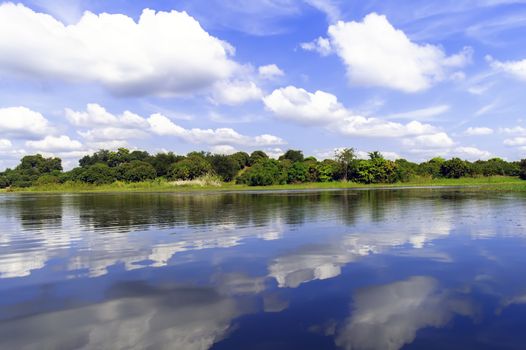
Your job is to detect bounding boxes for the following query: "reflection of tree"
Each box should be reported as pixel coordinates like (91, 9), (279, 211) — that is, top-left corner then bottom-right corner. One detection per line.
(335, 276), (476, 350)
(11, 194), (64, 231)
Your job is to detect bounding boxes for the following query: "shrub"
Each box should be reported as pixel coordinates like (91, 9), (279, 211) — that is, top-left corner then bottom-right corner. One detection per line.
(169, 156), (212, 180)
(237, 158), (283, 186)
(78, 163), (116, 184)
(117, 161), (157, 182)
(440, 158), (473, 179)
(210, 155), (240, 182)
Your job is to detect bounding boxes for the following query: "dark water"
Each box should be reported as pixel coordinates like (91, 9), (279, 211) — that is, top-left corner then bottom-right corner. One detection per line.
(1, 189), (526, 349)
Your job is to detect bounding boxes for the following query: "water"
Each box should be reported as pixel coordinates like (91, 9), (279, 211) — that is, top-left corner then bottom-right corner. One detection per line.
(1, 189), (526, 349)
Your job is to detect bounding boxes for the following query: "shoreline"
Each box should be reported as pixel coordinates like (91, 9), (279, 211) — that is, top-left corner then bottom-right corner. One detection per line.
(1, 177), (525, 194)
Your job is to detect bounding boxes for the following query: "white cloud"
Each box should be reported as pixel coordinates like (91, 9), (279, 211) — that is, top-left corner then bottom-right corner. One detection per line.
(258, 64), (285, 80)
(263, 86), (347, 124)
(26, 135), (83, 152)
(300, 37), (332, 56)
(66, 104), (149, 129)
(264, 86), (442, 138)
(211, 80), (263, 105)
(210, 145), (237, 155)
(464, 127), (494, 136)
(403, 132), (455, 149)
(148, 114), (285, 146)
(0, 139), (12, 150)
(385, 105), (450, 121)
(325, 13), (472, 92)
(504, 137), (526, 146)
(78, 128), (149, 141)
(0, 3), (238, 96)
(334, 118), (438, 138)
(487, 55), (526, 81)
(452, 146), (492, 160)
(0, 106), (54, 138)
(500, 126), (526, 135)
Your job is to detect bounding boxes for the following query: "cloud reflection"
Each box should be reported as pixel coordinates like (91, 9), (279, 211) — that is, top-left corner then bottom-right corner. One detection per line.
(335, 276), (476, 350)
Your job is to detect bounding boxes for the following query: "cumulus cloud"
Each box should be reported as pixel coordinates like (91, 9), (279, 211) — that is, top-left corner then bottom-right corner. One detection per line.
(26, 135), (83, 152)
(258, 64), (285, 79)
(65, 104), (286, 148)
(263, 86), (443, 139)
(66, 104), (149, 129)
(487, 55), (526, 81)
(148, 114), (285, 146)
(78, 128), (149, 141)
(308, 13), (472, 92)
(210, 145), (238, 155)
(464, 127), (494, 136)
(452, 146), (492, 160)
(263, 86), (347, 124)
(211, 80), (263, 105)
(0, 106), (54, 138)
(504, 137), (526, 146)
(0, 3), (238, 96)
(402, 133), (455, 149)
(300, 37), (333, 56)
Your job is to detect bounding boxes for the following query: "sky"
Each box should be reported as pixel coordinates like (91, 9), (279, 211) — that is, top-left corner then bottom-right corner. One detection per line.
(1, 0), (526, 169)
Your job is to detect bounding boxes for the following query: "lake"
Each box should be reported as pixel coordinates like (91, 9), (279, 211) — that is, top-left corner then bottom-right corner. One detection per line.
(1, 189), (526, 349)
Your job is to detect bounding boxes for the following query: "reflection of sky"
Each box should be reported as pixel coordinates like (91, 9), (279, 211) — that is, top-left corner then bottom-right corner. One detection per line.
(335, 276), (476, 350)
(2, 191), (526, 349)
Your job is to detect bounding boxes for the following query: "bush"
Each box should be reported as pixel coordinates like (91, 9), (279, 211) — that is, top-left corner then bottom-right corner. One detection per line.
(440, 158), (473, 179)
(279, 149), (304, 163)
(78, 163), (116, 184)
(317, 159), (339, 182)
(35, 174), (60, 186)
(286, 162), (308, 183)
(210, 155), (240, 182)
(0, 175), (9, 188)
(237, 158), (283, 186)
(169, 156), (212, 180)
(248, 150), (268, 166)
(117, 161), (157, 182)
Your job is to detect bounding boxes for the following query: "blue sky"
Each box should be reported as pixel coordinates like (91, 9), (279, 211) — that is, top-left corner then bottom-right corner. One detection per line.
(1, 0), (526, 169)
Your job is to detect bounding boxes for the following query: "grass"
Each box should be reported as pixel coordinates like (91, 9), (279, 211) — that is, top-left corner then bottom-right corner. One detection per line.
(2, 176), (526, 193)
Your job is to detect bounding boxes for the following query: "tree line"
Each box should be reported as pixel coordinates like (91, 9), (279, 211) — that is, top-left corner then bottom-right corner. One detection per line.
(1, 147), (526, 188)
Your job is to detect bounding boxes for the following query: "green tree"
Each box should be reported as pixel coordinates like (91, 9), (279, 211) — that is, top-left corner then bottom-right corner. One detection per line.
(417, 157), (445, 178)
(148, 152), (183, 177)
(237, 158), (282, 186)
(335, 148), (357, 181)
(394, 159), (418, 182)
(169, 156), (212, 180)
(317, 159), (339, 182)
(279, 149), (304, 163)
(78, 163), (116, 184)
(286, 162), (308, 183)
(117, 160), (157, 182)
(230, 152), (250, 169)
(210, 154), (240, 182)
(248, 150), (269, 165)
(440, 158), (473, 178)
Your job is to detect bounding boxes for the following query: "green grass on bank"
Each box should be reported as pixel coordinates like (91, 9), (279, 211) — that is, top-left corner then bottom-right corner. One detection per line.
(2, 176), (526, 194)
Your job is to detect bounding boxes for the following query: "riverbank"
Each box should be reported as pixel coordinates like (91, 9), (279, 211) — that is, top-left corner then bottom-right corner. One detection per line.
(1, 176), (525, 193)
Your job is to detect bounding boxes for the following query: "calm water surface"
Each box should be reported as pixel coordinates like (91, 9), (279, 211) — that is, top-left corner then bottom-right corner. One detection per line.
(1, 189), (526, 349)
